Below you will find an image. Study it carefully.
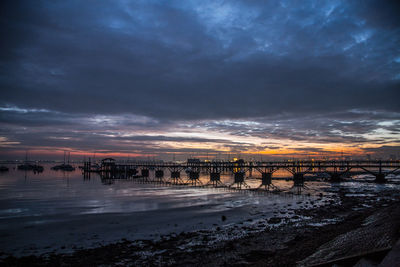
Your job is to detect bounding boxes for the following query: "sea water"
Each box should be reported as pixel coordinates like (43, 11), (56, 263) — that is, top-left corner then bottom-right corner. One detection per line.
(0, 164), (398, 256)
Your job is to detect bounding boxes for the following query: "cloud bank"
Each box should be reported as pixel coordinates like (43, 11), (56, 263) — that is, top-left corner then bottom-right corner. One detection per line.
(1, 0), (399, 160)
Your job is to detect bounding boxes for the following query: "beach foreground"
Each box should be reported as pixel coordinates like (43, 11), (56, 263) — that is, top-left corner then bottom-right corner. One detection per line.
(1, 183), (399, 266)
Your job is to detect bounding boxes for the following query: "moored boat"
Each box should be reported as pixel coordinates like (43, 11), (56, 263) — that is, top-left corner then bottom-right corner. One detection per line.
(17, 163), (44, 172)
(51, 151), (75, 171)
(0, 166), (9, 172)
(17, 151), (44, 172)
(51, 164), (75, 171)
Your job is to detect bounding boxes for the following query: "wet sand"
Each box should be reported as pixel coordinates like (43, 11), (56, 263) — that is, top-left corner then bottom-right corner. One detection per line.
(0, 187), (331, 257)
(1, 184), (400, 266)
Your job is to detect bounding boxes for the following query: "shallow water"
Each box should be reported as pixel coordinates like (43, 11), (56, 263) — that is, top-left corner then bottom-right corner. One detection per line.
(0, 163), (398, 256)
(0, 164), (321, 219)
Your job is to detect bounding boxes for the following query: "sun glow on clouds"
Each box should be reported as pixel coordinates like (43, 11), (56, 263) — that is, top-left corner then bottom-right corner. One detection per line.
(82, 118), (388, 157)
(166, 130), (245, 143)
(0, 137), (20, 147)
(1, 107), (399, 159)
(362, 128), (400, 143)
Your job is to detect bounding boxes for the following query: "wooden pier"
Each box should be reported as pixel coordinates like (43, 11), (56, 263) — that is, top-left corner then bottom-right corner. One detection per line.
(82, 158), (400, 190)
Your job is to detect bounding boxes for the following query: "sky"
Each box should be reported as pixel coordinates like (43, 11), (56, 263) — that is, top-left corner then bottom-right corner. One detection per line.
(0, 0), (400, 161)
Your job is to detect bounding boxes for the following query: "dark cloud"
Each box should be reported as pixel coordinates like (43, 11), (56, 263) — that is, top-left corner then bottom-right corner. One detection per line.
(0, 0), (399, 158)
(355, 0), (400, 29)
(362, 145), (400, 157)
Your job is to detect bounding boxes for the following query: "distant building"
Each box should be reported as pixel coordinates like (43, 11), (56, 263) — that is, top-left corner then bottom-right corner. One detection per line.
(234, 159), (245, 164)
(187, 158), (201, 164)
(187, 158), (201, 167)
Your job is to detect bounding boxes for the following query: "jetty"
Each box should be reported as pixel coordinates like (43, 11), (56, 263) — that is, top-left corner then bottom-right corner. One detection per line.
(82, 158), (400, 190)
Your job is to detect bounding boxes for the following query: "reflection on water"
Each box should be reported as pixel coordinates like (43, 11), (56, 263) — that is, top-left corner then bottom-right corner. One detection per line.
(1, 163), (400, 256)
(0, 165), (294, 219)
(0, 164), (399, 220)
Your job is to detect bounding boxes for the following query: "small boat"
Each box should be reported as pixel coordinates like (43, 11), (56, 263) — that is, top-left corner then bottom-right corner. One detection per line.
(51, 164), (75, 171)
(17, 151), (44, 172)
(51, 151), (75, 171)
(17, 164), (44, 172)
(0, 166), (9, 172)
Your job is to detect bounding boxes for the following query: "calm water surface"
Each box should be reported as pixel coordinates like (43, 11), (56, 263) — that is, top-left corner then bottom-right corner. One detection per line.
(0, 164), (302, 219)
(1, 163), (399, 256)
(0, 164), (398, 220)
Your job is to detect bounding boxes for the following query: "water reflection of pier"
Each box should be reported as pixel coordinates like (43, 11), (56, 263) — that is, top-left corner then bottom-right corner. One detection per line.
(83, 159), (400, 192)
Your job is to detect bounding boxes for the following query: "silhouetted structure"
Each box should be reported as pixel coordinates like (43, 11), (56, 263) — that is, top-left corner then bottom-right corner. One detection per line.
(82, 159), (400, 193)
